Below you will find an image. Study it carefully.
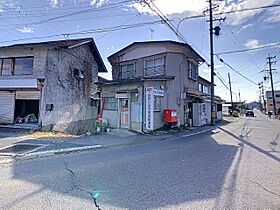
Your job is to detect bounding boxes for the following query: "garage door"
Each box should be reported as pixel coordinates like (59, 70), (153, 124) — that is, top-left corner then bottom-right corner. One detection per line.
(0, 91), (15, 124)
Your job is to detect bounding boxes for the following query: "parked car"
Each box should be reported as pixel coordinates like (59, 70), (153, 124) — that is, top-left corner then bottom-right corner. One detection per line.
(245, 110), (254, 117)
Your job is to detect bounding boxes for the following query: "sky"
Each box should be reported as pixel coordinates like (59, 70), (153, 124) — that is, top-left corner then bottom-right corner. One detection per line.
(0, 0), (280, 102)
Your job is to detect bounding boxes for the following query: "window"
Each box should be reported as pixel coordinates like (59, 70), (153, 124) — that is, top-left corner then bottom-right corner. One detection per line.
(0, 57), (33, 76)
(269, 97), (272, 99)
(188, 61), (198, 80)
(154, 97), (161, 111)
(14, 57), (33, 75)
(203, 85), (209, 94)
(144, 57), (165, 76)
(103, 97), (118, 110)
(1, 59), (12, 75)
(199, 83), (203, 92)
(199, 83), (209, 94)
(121, 63), (135, 78)
(276, 94), (280, 98)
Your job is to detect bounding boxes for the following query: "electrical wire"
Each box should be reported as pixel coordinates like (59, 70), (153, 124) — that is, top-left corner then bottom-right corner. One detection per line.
(0, 0), (139, 33)
(222, 20), (262, 72)
(0, 20), (164, 45)
(142, 0), (211, 66)
(177, 3), (280, 30)
(217, 42), (280, 55)
(216, 55), (259, 86)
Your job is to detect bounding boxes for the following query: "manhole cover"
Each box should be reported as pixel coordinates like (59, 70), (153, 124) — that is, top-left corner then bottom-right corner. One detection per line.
(0, 144), (44, 156)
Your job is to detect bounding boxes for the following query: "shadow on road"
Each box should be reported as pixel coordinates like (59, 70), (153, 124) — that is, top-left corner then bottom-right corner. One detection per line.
(218, 127), (280, 163)
(4, 133), (239, 209)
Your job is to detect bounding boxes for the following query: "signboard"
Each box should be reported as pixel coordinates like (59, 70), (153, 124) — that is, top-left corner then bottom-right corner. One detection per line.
(115, 93), (129, 98)
(145, 87), (154, 130)
(153, 89), (164, 97)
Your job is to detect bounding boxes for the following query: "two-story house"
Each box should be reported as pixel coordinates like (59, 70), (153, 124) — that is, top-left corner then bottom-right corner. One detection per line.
(99, 40), (222, 132)
(0, 38), (107, 134)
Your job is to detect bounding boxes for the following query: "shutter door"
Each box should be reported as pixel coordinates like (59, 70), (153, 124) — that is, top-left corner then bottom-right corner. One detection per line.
(16, 91), (41, 100)
(0, 91), (15, 124)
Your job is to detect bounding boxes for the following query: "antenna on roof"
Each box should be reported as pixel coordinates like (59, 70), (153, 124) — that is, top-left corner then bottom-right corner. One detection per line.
(148, 27), (154, 40)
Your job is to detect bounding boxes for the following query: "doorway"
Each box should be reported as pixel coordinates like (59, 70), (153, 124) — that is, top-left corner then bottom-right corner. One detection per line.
(14, 100), (39, 124)
(120, 99), (129, 128)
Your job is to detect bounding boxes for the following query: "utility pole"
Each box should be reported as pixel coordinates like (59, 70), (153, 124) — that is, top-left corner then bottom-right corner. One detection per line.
(228, 73), (234, 114)
(258, 82), (266, 113)
(209, 0), (215, 125)
(238, 89), (241, 102)
(267, 55), (277, 115)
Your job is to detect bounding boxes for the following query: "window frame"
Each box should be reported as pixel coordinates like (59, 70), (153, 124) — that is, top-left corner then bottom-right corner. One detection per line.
(120, 62), (136, 79)
(188, 61), (198, 81)
(13, 57), (34, 75)
(144, 56), (165, 76)
(0, 56), (34, 76)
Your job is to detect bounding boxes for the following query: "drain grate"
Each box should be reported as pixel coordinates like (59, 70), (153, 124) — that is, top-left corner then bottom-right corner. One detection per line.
(0, 144), (43, 155)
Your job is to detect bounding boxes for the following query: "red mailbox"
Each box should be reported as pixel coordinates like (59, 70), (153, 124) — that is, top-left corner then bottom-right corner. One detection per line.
(164, 109), (177, 123)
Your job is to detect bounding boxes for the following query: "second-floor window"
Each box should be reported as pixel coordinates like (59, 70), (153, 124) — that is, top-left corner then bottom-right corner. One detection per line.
(199, 83), (209, 95)
(188, 61), (198, 80)
(144, 57), (165, 76)
(121, 63), (135, 79)
(0, 57), (34, 76)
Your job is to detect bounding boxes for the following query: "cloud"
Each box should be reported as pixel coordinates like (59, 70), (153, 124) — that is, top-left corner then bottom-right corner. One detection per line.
(264, 7), (280, 23)
(17, 27), (34, 33)
(130, 0), (207, 16)
(90, 0), (108, 7)
(245, 39), (260, 49)
(221, 0), (276, 25)
(50, 0), (58, 7)
(130, 0), (278, 25)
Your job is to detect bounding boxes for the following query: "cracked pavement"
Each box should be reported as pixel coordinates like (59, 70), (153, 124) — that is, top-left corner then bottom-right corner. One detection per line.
(0, 110), (279, 210)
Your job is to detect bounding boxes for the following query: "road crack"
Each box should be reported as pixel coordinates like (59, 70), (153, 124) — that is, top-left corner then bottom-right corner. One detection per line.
(63, 160), (101, 209)
(250, 180), (280, 197)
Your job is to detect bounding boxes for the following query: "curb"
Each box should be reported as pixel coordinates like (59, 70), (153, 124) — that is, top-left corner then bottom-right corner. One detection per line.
(0, 145), (103, 165)
(22, 145), (103, 158)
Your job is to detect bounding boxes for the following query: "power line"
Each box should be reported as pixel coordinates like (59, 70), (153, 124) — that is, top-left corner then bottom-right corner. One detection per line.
(0, 0), (138, 33)
(216, 55), (259, 86)
(0, 20), (164, 45)
(143, 0), (188, 44)
(222, 20), (262, 71)
(216, 71), (230, 90)
(217, 42), (280, 55)
(177, 3), (280, 29)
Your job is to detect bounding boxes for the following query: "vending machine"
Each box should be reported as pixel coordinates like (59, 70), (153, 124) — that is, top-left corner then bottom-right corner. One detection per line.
(192, 103), (207, 126)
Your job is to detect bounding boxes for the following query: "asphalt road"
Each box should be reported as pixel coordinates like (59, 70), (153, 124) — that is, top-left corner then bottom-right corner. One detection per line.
(0, 110), (279, 210)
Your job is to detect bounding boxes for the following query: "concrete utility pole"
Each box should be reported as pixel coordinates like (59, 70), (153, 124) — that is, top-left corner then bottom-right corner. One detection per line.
(228, 73), (234, 114)
(258, 82), (266, 113)
(267, 55), (277, 115)
(209, 0), (215, 125)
